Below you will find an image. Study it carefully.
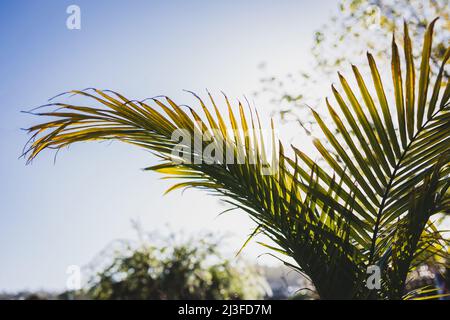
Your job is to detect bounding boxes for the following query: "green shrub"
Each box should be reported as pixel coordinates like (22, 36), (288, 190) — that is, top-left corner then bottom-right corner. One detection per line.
(85, 235), (269, 300)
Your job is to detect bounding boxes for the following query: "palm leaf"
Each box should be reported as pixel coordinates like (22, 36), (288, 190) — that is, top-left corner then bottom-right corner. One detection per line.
(24, 20), (449, 299)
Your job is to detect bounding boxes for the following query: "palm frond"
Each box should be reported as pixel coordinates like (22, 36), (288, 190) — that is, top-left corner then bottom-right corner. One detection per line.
(24, 20), (449, 299)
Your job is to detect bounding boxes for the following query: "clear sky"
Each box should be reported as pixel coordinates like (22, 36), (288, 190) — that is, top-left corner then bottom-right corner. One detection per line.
(0, 0), (338, 291)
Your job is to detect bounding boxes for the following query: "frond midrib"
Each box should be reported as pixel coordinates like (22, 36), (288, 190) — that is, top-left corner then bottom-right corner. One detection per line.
(369, 103), (449, 263)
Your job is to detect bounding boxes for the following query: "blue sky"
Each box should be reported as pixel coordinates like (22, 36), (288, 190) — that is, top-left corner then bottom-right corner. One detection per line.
(0, 0), (338, 291)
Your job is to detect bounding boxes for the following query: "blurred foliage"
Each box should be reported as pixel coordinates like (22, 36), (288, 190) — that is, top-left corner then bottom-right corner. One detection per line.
(257, 0), (449, 127)
(84, 234), (269, 300)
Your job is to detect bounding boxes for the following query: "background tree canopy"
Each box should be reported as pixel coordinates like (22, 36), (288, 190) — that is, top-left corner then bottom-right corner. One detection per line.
(83, 233), (269, 300)
(258, 0), (449, 128)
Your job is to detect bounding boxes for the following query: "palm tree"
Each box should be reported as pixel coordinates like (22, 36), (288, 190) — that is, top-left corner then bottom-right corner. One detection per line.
(24, 21), (449, 299)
